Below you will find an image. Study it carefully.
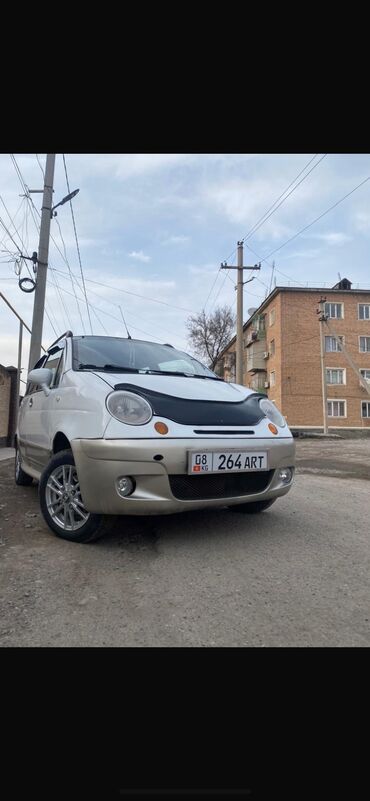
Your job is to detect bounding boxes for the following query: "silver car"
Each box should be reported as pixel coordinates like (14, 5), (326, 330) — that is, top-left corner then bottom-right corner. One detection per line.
(15, 332), (295, 543)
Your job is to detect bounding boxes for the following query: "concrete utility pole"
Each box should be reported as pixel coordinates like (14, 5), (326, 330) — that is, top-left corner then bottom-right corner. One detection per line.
(28, 154), (56, 372)
(317, 297), (329, 434)
(221, 242), (261, 385)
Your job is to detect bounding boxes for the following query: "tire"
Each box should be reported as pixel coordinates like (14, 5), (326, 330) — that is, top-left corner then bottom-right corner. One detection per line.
(230, 498), (277, 514)
(15, 444), (33, 486)
(39, 449), (115, 543)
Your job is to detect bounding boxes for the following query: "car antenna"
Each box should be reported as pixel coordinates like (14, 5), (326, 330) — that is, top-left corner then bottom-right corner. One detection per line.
(119, 306), (132, 339)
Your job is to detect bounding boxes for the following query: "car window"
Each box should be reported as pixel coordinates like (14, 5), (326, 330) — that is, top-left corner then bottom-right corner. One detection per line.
(43, 346), (64, 388)
(72, 336), (217, 378)
(52, 349), (65, 386)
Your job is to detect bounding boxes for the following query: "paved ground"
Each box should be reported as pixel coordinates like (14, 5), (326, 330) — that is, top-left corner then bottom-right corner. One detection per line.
(0, 447), (15, 461)
(0, 439), (369, 647)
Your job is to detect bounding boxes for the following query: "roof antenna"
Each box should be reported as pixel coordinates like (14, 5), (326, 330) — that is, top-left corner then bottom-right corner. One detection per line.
(119, 306), (132, 339)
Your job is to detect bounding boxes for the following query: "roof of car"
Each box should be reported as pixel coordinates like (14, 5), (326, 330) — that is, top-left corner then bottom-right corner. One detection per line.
(72, 335), (175, 347)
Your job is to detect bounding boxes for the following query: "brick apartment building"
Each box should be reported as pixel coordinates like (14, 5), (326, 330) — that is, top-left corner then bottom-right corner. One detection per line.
(214, 278), (370, 433)
(0, 364), (18, 447)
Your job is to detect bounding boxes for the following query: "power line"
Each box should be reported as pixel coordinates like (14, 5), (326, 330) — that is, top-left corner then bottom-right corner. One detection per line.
(49, 266), (189, 348)
(9, 155), (61, 331)
(260, 175), (370, 263)
(54, 216), (86, 333)
(22, 188), (88, 333)
(35, 154), (45, 178)
(1, 186), (60, 336)
(0, 196), (26, 249)
(203, 267), (222, 311)
(241, 155), (327, 243)
(62, 154), (93, 334)
(49, 265), (194, 312)
(48, 278), (173, 342)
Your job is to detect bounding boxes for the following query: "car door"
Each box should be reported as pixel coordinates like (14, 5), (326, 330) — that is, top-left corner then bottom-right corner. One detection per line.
(20, 345), (65, 472)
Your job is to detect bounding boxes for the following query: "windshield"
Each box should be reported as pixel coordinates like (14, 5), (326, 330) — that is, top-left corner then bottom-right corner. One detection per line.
(72, 336), (220, 379)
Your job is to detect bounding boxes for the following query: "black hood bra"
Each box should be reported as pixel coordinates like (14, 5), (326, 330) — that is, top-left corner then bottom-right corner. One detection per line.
(113, 383), (266, 427)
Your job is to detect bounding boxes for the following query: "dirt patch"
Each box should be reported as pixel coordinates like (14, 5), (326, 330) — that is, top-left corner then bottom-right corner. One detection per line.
(295, 438), (370, 481)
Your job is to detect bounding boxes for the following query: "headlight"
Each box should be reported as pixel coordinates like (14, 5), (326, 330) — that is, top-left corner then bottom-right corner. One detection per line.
(259, 397), (286, 428)
(106, 391), (153, 425)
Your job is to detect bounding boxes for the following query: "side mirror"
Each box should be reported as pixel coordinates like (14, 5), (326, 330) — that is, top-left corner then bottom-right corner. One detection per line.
(27, 367), (53, 396)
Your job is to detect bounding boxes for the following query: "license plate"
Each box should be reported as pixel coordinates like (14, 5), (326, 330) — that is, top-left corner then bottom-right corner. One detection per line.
(188, 451), (268, 474)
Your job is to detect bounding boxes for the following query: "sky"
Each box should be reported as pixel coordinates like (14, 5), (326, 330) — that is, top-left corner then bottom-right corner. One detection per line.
(0, 152), (370, 379)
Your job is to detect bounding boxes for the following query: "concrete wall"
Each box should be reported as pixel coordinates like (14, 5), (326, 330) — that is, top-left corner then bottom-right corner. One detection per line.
(0, 366), (11, 446)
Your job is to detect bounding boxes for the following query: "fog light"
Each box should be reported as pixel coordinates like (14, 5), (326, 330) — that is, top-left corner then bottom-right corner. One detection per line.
(116, 476), (135, 497)
(279, 467), (293, 484)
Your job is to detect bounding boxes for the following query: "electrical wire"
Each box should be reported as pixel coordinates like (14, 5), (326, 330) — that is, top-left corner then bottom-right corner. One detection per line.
(62, 154), (93, 334)
(49, 266), (189, 348)
(54, 216), (86, 333)
(260, 175), (370, 264)
(241, 155), (327, 243)
(35, 154), (45, 178)
(49, 265), (195, 312)
(9, 155), (63, 332)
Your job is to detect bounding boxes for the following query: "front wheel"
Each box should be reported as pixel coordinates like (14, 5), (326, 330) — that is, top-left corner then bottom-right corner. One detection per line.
(230, 498), (277, 514)
(39, 449), (115, 543)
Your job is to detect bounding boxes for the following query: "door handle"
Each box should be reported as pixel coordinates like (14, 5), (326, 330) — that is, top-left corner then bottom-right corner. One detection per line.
(28, 397), (33, 407)
(56, 396), (60, 402)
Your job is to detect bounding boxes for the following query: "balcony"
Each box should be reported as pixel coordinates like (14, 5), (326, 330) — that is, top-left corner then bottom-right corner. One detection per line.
(246, 339), (267, 372)
(250, 372), (268, 393)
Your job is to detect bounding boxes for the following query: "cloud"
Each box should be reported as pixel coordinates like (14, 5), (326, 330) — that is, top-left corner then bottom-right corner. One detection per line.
(162, 235), (190, 245)
(310, 232), (352, 245)
(128, 250), (151, 263)
(188, 263), (217, 276)
(354, 212), (370, 233)
(284, 249), (321, 259)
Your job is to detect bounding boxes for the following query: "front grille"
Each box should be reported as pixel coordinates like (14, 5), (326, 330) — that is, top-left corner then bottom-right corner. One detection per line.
(193, 430), (255, 435)
(169, 470), (274, 501)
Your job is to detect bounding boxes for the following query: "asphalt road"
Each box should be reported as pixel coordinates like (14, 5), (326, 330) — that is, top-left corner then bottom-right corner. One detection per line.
(1, 445), (369, 647)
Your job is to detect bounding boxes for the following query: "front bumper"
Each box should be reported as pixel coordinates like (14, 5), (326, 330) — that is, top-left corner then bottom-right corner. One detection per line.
(71, 436), (295, 515)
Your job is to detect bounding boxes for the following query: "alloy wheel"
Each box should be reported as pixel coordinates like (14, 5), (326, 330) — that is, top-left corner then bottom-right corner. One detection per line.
(45, 464), (89, 532)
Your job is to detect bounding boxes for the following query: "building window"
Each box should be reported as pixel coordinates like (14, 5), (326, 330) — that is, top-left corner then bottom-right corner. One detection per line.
(359, 304), (370, 320)
(325, 335), (343, 352)
(360, 369), (370, 382)
(270, 339), (275, 356)
(325, 302), (343, 319)
(269, 309), (276, 326)
(326, 368), (346, 385)
(327, 400), (346, 417)
(359, 336), (370, 353)
(361, 401), (370, 418)
(270, 370), (276, 387)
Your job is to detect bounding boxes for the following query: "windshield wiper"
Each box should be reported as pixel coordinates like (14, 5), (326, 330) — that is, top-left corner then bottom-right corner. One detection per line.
(77, 364), (223, 380)
(138, 369), (223, 380)
(77, 364), (140, 372)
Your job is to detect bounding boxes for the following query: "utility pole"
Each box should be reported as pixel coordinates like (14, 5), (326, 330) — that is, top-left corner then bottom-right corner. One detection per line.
(28, 154), (56, 372)
(221, 242), (261, 385)
(317, 296), (329, 434)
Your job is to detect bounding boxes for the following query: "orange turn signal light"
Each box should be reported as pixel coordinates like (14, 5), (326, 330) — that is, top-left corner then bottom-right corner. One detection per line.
(268, 422), (278, 435)
(154, 421), (169, 435)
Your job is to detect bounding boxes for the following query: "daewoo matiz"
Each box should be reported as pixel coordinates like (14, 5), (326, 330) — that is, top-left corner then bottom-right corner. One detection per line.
(15, 333), (295, 542)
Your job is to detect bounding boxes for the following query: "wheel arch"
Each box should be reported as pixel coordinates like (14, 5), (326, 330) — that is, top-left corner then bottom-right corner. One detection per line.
(53, 432), (71, 454)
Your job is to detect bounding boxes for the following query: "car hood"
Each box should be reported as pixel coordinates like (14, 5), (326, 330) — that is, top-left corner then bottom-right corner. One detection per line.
(94, 372), (254, 402)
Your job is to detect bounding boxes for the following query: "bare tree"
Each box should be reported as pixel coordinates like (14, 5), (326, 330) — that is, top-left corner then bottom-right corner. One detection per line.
(186, 305), (236, 366)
